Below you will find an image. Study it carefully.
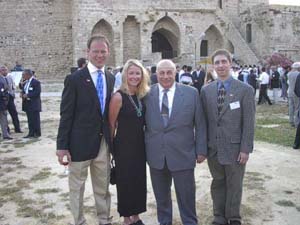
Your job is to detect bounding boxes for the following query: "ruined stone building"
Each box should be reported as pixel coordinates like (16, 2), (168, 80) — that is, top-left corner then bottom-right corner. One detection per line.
(0, 0), (299, 78)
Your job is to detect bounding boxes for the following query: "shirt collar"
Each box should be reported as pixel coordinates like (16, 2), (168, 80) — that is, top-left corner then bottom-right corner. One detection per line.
(158, 82), (176, 93)
(87, 62), (105, 75)
(217, 76), (233, 91)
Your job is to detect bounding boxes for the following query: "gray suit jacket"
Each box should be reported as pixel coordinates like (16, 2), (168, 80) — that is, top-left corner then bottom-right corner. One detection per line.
(144, 83), (207, 172)
(200, 79), (255, 165)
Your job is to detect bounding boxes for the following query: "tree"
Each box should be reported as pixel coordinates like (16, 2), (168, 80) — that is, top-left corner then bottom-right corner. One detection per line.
(260, 52), (293, 68)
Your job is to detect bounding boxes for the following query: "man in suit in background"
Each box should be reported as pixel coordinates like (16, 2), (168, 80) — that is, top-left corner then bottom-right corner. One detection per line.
(0, 81), (12, 140)
(292, 62), (300, 149)
(144, 59), (207, 225)
(0, 65), (22, 133)
(21, 69), (41, 138)
(56, 35), (115, 225)
(192, 65), (206, 93)
(200, 49), (255, 225)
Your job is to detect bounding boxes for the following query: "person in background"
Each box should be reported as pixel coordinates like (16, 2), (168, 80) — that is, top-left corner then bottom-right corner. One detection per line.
(204, 69), (216, 85)
(192, 65), (206, 93)
(0, 77), (12, 140)
(114, 67), (123, 92)
(288, 62), (300, 127)
(280, 66), (290, 100)
(77, 57), (87, 70)
(150, 65), (158, 85)
(248, 69), (257, 96)
(20, 69), (41, 138)
(258, 67), (272, 105)
(109, 59), (149, 225)
(12, 61), (23, 71)
(0, 65), (22, 133)
(179, 65), (193, 86)
(270, 66), (280, 104)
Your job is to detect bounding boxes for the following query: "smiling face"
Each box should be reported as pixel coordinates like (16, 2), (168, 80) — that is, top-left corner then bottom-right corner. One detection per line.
(213, 54), (232, 80)
(126, 65), (142, 88)
(157, 60), (176, 89)
(87, 40), (110, 69)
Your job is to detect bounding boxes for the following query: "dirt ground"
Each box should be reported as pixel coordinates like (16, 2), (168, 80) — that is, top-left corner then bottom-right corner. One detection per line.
(0, 83), (300, 225)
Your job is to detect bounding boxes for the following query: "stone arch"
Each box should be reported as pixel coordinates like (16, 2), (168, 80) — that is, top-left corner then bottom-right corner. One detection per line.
(91, 19), (115, 66)
(225, 39), (235, 54)
(151, 16), (180, 59)
(202, 25), (224, 57)
(123, 16), (141, 63)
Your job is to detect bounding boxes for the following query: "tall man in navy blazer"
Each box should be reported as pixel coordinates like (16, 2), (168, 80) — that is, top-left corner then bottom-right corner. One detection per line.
(21, 69), (41, 138)
(56, 35), (115, 225)
(144, 59), (207, 225)
(200, 49), (255, 225)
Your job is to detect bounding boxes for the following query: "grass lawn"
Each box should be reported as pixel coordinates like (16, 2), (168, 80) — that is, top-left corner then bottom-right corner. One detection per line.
(255, 103), (295, 147)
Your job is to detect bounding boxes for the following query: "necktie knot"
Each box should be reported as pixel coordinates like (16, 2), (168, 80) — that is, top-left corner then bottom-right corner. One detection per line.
(97, 70), (103, 76)
(163, 89), (169, 94)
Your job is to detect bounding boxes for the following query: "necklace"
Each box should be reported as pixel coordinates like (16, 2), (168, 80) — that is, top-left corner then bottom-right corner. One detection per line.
(127, 94), (143, 117)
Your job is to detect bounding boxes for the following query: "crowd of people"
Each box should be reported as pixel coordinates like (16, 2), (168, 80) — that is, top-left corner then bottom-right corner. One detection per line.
(0, 64), (42, 140)
(56, 35), (256, 225)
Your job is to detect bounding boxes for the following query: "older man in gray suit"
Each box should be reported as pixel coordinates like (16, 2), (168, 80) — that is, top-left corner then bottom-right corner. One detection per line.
(144, 59), (207, 225)
(200, 49), (255, 225)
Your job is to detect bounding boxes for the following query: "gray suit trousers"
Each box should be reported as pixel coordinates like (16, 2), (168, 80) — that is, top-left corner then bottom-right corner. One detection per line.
(150, 163), (197, 225)
(0, 110), (9, 138)
(207, 153), (245, 224)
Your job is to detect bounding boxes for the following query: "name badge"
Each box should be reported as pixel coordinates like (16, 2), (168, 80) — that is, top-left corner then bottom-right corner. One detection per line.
(1, 88), (4, 92)
(29, 87), (33, 90)
(230, 101), (240, 110)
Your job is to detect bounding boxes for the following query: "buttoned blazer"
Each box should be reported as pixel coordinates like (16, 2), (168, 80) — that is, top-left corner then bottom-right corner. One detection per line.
(56, 66), (115, 162)
(200, 79), (255, 165)
(144, 83), (207, 172)
(21, 78), (41, 112)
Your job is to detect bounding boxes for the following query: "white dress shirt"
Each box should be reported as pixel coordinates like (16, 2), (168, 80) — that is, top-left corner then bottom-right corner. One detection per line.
(87, 62), (107, 110)
(259, 72), (270, 85)
(24, 77), (33, 94)
(158, 82), (176, 117)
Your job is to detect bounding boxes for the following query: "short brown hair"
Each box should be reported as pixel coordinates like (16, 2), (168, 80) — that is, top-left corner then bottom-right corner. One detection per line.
(87, 35), (110, 50)
(211, 49), (232, 64)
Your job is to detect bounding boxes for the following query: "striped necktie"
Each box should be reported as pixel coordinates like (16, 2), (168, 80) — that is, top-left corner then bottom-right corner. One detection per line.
(96, 70), (104, 114)
(217, 83), (226, 114)
(161, 89), (169, 127)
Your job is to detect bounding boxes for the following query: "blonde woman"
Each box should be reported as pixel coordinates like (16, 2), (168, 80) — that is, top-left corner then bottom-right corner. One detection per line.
(109, 59), (150, 225)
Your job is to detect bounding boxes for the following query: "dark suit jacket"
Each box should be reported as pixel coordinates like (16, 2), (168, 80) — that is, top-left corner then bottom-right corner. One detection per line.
(56, 66), (115, 162)
(294, 73), (300, 97)
(22, 78), (41, 112)
(200, 79), (255, 165)
(0, 82), (9, 111)
(192, 70), (205, 92)
(270, 71), (280, 88)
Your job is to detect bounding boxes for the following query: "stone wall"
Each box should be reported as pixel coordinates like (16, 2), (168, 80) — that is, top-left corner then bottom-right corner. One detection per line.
(0, 0), (73, 79)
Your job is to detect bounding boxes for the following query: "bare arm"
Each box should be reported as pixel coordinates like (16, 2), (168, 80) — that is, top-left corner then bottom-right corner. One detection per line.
(108, 92), (122, 142)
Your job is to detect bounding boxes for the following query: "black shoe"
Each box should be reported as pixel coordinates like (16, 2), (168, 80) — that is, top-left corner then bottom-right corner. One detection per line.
(15, 130), (23, 133)
(23, 135), (34, 138)
(133, 220), (145, 225)
(3, 136), (13, 140)
(293, 144), (299, 149)
(213, 223), (228, 225)
(230, 221), (241, 225)
(34, 134), (41, 138)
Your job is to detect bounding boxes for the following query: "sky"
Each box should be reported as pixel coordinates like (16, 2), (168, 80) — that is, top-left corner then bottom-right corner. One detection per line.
(269, 0), (300, 5)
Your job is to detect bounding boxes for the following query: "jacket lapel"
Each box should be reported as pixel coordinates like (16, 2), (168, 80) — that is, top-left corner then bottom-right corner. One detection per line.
(80, 67), (102, 117)
(168, 83), (184, 126)
(209, 81), (218, 121)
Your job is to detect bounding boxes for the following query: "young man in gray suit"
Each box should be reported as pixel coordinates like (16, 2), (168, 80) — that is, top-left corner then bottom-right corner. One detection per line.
(200, 49), (255, 225)
(144, 59), (207, 225)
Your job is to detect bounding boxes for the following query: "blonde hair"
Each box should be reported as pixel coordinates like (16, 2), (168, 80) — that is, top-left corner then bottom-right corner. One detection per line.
(120, 59), (150, 98)
(204, 69), (215, 84)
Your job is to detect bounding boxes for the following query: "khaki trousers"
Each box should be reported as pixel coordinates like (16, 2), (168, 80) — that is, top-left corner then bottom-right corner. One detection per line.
(69, 139), (111, 225)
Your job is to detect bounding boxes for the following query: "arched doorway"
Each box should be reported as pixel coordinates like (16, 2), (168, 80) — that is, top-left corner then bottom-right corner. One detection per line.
(91, 19), (115, 66)
(202, 25), (224, 57)
(151, 16), (180, 59)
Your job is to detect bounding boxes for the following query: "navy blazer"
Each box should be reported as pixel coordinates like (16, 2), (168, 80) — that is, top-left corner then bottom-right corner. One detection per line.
(56, 66), (115, 162)
(22, 78), (41, 112)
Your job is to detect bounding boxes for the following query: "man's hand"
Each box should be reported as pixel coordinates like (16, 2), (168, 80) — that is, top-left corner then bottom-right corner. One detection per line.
(237, 152), (249, 165)
(197, 155), (207, 164)
(56, 150), (72, 165)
